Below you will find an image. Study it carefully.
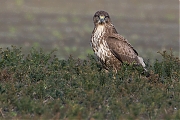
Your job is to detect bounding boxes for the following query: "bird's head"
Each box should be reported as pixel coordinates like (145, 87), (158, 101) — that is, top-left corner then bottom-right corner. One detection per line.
(93, 11), (111, 26)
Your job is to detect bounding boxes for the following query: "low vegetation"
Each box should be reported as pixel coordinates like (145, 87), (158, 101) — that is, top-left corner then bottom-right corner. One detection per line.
(0, 46), (179, 119)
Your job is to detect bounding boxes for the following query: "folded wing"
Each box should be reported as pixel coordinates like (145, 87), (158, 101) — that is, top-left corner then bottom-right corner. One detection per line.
(105, 34), (141, 65)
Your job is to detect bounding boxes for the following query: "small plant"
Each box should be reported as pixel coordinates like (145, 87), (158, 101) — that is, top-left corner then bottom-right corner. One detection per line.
(0, 46), (179, 119)
(154, 50), (180, 81)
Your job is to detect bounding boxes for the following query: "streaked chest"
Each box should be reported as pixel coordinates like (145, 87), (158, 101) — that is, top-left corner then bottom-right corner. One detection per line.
(91, 25), (112, 61)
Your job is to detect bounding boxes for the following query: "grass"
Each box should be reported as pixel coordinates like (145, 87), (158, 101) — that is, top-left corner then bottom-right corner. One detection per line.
(0, 46), (179, 119)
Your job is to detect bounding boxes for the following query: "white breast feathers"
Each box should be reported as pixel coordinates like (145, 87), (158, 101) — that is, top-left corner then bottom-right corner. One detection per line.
(91, 25), (111, 62)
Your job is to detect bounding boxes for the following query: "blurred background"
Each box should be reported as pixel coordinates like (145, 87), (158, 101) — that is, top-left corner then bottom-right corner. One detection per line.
(0, 0), (179, 63)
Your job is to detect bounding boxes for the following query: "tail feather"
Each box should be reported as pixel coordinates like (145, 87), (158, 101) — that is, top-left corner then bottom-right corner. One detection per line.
(137, 56), (145, 68)
(138, 56), (150, 77)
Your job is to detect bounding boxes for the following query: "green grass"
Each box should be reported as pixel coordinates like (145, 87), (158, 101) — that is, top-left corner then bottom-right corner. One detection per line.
(0, 46), (179, 119)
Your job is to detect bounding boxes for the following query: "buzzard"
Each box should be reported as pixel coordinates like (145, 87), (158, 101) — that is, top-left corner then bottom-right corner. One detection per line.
(91, 10), (148, 73)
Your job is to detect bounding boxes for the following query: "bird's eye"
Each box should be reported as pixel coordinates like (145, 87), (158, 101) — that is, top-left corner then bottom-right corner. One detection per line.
(95, 16), (99, 20)
(94, 15), (99, 19)
(104, 16), (109, 21)
(94, 15), (98, 18)
(105, 16), (109, 18)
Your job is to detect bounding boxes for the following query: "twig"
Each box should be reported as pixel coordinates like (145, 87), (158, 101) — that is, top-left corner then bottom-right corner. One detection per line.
(0, 108), (5, 118)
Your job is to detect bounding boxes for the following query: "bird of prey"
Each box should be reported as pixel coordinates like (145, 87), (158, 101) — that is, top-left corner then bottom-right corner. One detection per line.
(91, 10), (148, 73)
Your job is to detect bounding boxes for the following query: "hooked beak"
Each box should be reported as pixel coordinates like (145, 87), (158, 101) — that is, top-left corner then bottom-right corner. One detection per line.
(99, 15), (105, 24)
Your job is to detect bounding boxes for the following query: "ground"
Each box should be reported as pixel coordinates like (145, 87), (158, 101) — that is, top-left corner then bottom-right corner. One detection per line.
(0, 0), (179, 62)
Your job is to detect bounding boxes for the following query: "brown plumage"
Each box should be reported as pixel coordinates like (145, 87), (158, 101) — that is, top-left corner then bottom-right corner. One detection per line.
(91, 10), (147, 72)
